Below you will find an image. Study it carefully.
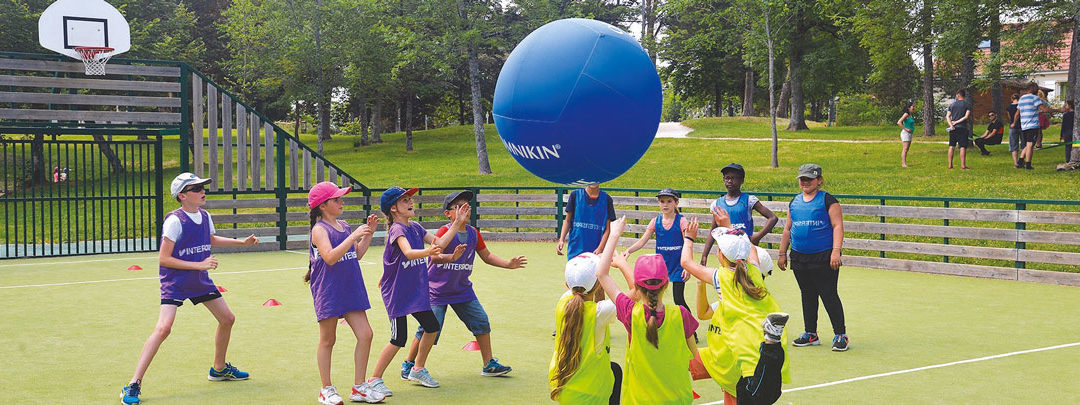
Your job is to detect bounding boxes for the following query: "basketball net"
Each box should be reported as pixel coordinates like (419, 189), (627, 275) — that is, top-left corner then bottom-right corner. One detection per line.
(74, 46), (114, 76)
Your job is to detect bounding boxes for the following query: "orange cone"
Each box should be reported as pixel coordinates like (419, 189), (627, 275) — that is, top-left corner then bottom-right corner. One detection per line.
(127, 265), (142, 271)
(262, 298), (281, 306)
(217, 286), (228, 292)
(462, 341), (480, 351)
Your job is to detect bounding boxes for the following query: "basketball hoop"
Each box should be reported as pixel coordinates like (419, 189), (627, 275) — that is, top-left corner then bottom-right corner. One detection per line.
(74, 46), (114, 76)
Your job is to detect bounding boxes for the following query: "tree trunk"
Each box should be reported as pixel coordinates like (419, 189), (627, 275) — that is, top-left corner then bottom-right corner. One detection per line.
(742, 68), (755, 116)
(405, 96), (414, 151)
(372, 99), (383, 143)
(92, 134), (125, 173)
(960, 53), (975, 97)
(920, 0), (935, 137)
(1070, 14), (1079, 162)
(810, 100), (822, 122)
(786, 39), (808, 130)
(458, 73), (467, 126)
(727, 99), (735, 117)
(765, 10), (779, 168)
(28, 134), (47, 186)
(293, 102), (302, 136)
(395, 101), (402, 133)
(317, 96), (331, 155)
(467, 45), (492, 175)
(777, 76), (791, 118)
(989, 2), (1004, 118)
(713, 83), (722, 117)
(359, 92), (370, 146)
(641, 0), (658, 64)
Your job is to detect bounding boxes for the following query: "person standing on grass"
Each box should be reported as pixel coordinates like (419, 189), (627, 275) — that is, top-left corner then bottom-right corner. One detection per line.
(1061, 100), (1075, 163)
(622, 188), (691, 325)
(1016, 83), (1063, 170)
(402, 190), (526, 380)
(596, 217), (699, 404)
(365, 186), (466, 397)
(896, 102), (916, 167)
(1006, 93), (1022, 167)
(777, 164), (849, 352)
(946, 89), (973, 170)
(702, 163), (778, 258)
(305, 182), (384, 405)
(121, 173), (258, 405)
(558, 184), (616, 260)
(973, 111), (1004, 156)
(550, 253), (620, 404)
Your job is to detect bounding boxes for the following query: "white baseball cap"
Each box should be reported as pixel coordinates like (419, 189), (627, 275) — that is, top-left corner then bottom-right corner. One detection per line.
(170, 172), (212, 198)
(754, 246), (774, 277)
(565, 253), (600, 291)
(711, 227), (752, 261)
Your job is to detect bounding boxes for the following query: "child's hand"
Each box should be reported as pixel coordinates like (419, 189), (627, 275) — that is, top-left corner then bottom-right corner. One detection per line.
(610, 216), (627, 236)
(242, 234), (258, 245)
(508, 255), (527, 269)
(449, 244), (467, 261)
(200, 256), (219, 270)
(353, 224), (371, 240)
(556, 239), (565, 256)
(611, 250), (628, 269)
(777, 254), (788, 271)
(685, 218), (700, 240)
(365, 214), (379, 234)
(454, 203), (471, 226)
(711, 206), (731, 227)
(425, 244), (444, 257)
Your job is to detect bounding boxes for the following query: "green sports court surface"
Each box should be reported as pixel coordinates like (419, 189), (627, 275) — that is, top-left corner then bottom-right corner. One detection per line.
(2, 242), (1079, 404)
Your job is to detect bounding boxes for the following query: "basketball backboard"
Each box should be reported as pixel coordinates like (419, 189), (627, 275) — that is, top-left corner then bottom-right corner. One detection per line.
(38, 0), (130, 60)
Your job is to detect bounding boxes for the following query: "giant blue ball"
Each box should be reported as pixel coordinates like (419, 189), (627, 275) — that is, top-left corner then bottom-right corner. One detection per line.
(493, 18), (661, 185)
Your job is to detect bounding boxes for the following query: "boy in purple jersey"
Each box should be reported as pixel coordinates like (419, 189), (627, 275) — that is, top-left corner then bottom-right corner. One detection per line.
(366, 186), (467, 396)
(121, 173), (258, 405)
(401, 190), (528, 379)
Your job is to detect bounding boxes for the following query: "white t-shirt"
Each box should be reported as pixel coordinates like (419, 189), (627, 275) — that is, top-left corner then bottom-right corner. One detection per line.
(560, 291), (616, 353)
(162, 209), (216, 243)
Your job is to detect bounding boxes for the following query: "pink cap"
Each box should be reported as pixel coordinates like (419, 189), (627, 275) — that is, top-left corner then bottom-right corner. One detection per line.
(633, 254), (669, 290)
(308, 181), (351, 209)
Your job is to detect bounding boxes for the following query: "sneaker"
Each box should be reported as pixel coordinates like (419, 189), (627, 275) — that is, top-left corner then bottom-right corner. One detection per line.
(350, 382), (386, 403)
(792, 332), (820, 347)
(318, 385), (344, 405)
(208, 362), (250, 381)
(366, 377), (393, 397)
(762, 312), (789, 342)
(400, 360), (415, 380)
(481, 358), (512, 377)
(832, 334), (850, 352)
(121, 381), (141, 405)
(407, 367), (440, 388)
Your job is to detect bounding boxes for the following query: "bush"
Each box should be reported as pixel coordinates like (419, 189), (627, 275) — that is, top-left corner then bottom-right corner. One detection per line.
(836, 94), (892, 126)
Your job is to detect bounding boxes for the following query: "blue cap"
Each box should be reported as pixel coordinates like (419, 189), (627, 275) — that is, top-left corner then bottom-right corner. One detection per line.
(380, 186), (418, 217)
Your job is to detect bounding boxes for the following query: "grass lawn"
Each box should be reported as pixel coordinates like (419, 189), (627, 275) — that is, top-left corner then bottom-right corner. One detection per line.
(2, 244), (1079, 404)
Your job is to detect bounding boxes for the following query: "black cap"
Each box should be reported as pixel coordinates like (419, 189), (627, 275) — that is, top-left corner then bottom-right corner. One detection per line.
(656, 188), (681, 199)
(721, 163), (745, 176)
(443, 190), (474, 210)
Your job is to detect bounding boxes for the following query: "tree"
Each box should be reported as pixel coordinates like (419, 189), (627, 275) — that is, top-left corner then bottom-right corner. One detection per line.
(659, 0), (746, 117)
(729, 0), (790, 167)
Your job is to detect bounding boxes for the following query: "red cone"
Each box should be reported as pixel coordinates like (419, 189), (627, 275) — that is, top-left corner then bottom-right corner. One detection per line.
(127, 265), (142, 271)
(462, 341), (480, 351)
(217, 286), (228, 292)
(262, 298), (281, 306)
(693, 391), (701, 399)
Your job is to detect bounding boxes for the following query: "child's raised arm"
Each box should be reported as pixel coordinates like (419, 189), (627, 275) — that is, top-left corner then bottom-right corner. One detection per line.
(397, 234), (443, 260)
(623, 218), (656, 256)
(477, 247), (527, 269)
(426, 203), (471, 249)
(595, 217), (627, 299)
(695, 278), (714, 320)
(680, 218), (715, 283)
(353, 214), (379, 261)
(313, 220), (369, 264)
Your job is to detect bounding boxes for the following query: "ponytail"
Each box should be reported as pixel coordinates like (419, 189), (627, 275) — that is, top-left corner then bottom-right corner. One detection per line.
(732, 259), (767, 300)
(304, 206), (323, 283)
(642, 285), (662, 349)
(551, 287), (588, 400)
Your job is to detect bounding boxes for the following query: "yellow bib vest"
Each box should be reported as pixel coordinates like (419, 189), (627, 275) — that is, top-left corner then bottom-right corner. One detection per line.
(549, 293), (613, 404)
(623, 302), (693, 404)
(700, 263), (791, 396)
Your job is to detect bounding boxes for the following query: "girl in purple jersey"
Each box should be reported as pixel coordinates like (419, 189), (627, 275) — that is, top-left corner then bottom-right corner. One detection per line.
(306, 182), (385, 405)
(121, 173), (258, 405)
(365, 186), (467, 397)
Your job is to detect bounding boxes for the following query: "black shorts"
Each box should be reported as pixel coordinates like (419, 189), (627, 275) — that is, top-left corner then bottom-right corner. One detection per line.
(390, 310), (440, 347)
(1022, 128), (1040, 145)
(948, 129), (970, 147)
(161, 290), (222, 307)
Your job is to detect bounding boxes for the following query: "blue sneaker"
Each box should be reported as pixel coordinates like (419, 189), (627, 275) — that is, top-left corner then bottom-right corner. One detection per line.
(407, 367), (440, 388)
(208, 362), (250, 381)
(481, 358), (512, 377)
(400, 360), (415, 381)
(121, 381), (141, 405)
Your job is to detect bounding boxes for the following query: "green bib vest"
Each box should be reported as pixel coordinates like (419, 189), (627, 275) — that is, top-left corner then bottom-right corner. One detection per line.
(623, 303), (693, 404)
(549, 294), (613, 404)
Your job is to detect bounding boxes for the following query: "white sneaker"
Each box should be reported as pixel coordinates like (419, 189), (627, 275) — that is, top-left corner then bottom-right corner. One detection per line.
(366, 378), (393, 397)
(350, 382), (386, 403)
(318, 385), (344, 405)
(407, 367), (440, 388)
(762, 312), (789, 342)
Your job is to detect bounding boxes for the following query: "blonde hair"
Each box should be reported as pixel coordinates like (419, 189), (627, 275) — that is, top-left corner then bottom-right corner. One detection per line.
(721, 256), (767, 300)
(551, 286), (590, 400)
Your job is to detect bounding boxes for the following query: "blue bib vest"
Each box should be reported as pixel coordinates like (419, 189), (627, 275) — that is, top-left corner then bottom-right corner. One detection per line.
(789, 192), (833, 254)
(567, 189), (610, 259)
(715, 193), (753, 233)
(653, 214), (684, 282)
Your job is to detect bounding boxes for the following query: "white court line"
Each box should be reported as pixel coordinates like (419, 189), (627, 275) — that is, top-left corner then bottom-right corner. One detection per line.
(698, 341), (1080, 404)
(283, 249), (377, 265)
(0, 266), (306, 289)
(0, 255), (157, 268)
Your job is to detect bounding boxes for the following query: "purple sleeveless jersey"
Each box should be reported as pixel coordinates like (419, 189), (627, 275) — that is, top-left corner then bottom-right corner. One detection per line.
(427, 225), (478, 306)
(159, 208), (217, 300)
(381, 221), (432, 319)
(309, 220), (372, 321)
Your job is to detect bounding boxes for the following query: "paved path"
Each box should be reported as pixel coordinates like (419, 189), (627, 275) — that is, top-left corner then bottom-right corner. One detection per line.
(654, 122), (949, 144)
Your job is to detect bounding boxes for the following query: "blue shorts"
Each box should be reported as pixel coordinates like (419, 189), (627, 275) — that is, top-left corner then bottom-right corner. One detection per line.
(415, 299), (491, 344)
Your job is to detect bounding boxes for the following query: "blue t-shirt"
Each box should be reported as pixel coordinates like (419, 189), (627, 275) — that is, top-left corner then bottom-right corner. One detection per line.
(566, 189), (612, 258)
(1018, 94), (1045, 131)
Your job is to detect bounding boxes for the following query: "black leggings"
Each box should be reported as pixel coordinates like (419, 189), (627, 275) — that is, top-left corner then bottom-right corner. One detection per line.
(791, 250), (846, 335)
(671, 281), (689, 313)
(609, 362), (622, 405)
(735, 342), (785, 405)
(390, 310), (440, 347)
